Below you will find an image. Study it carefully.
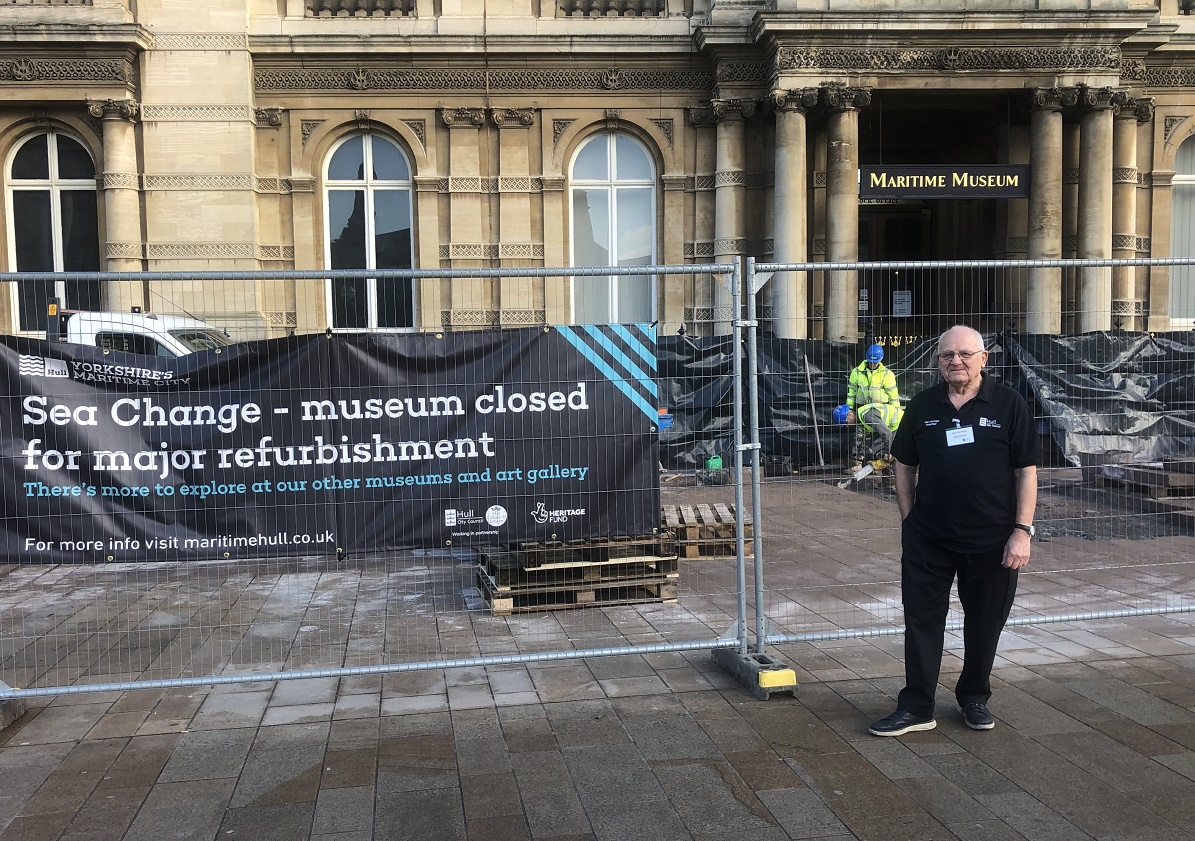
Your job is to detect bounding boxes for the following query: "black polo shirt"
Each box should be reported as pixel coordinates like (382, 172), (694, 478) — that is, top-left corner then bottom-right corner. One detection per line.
(891, 372), (1041, 552)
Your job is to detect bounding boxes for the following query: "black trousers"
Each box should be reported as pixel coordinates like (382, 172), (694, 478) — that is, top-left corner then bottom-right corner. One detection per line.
(896, 523), (1018, 718)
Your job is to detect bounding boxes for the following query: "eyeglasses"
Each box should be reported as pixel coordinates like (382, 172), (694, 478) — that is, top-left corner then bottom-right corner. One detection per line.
(936, 350), (984, 362)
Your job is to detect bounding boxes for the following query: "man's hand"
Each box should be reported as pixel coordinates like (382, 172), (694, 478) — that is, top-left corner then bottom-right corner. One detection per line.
(1002, 529), (1031, 569)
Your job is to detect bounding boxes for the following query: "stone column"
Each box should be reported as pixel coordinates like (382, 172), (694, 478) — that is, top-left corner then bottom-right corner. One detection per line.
(87, 98), (143, 310)
(1077, 86), (1116, 333)
(770, 88), (818, 339)
(712, 99), (751, 335)
(1111, 96), (1153, 330)
(1027, 88), (1074, 334)
(823, 84), (870, 342)
(1001, 122), (1030, 331)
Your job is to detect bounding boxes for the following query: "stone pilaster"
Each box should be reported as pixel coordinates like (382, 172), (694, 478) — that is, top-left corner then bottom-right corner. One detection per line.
(1077, 86), (1117, 333)
(770, 88), (818, 339)
(1111, 96), (1153, 330)
(1026, 87), (1075, 334)
(490, 108), (537, 324)
(87, 98), (143, 310)
(712, 98), (753, 335)
(822, 84), (870, 342)
(441, 107), (488, 322)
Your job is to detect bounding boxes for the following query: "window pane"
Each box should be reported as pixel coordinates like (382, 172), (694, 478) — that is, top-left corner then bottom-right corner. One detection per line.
(13, 191), (54, 271)
(572, 188), (611, 323)
(56, 135), (95, 180)
(65, 280), (102, 313)
(328, 190), (367, 270)
(11, 135), (49, 180)
(572, 136), (608, 181)
(328, 136), (365, 181)
(1177, 139), (1195, 176)
(374, 190), (412, 270)
(374, 189), (414, 328)
(615, 187), (654, 323)
(332, 278), (368, 329)
(61, 190), (100, 272)
(18, 280), (53, 332)
(371, 137), (409, 181)
(615, 135), (653, 181)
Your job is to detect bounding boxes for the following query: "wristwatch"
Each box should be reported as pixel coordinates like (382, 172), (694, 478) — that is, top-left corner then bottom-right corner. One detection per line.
(1013, 523), (1035, 538)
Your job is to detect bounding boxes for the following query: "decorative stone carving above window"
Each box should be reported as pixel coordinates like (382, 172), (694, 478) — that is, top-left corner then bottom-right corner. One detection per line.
(305, 0), (415, 17)
(558, 0), (663, 17)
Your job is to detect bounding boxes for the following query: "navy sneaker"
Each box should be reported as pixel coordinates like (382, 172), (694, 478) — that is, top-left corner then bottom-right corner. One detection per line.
(961, 702), (995, 730)
(868, 709), (937, 737)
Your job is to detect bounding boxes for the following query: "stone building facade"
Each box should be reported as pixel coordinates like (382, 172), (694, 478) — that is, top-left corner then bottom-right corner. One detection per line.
(2, 0), (1193, 341)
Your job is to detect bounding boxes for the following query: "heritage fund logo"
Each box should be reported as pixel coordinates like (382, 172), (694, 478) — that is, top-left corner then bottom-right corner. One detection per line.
(19, 355), (69, 378)
(530, 502), (586, 524)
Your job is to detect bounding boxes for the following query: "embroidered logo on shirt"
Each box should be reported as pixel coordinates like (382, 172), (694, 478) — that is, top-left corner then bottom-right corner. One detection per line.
(923, 419), (940, 427)
(979, 417), (1002, 428)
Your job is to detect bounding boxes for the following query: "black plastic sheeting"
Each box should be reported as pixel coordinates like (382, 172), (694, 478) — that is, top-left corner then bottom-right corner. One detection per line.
(657, 331), (1195, 470)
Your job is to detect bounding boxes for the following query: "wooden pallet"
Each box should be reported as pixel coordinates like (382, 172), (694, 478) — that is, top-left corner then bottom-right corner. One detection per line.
(474, 538), (679, 615)
(1101, 464), (1195, 498)
(662, 503), (753, 558)
(476, 564), (678, 616)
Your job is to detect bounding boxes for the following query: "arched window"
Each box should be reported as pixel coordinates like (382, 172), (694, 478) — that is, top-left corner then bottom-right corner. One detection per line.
(1172, 139), (1195, 329)
(5, 131), (100, 331)
(569, 132), (657, 324)
(323, 133), (415, 329)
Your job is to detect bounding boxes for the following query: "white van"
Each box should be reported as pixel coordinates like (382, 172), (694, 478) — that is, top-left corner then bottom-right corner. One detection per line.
(55, 311), (232, 358)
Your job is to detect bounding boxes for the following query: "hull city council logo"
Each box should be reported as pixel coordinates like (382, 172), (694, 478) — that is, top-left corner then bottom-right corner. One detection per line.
(19, 355), (70, 378)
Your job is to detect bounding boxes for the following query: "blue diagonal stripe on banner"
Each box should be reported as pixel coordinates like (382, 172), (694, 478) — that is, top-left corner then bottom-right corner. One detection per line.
(555, 325), (658, 422)
(578, 326), (657, 397)
(610, 323), (657, 372)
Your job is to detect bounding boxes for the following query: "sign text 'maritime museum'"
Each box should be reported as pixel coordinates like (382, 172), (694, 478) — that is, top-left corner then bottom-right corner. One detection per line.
(859, 165), (1031, 200)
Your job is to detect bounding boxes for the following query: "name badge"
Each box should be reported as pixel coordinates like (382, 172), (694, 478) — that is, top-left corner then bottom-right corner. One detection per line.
(946, 426), (975, 446)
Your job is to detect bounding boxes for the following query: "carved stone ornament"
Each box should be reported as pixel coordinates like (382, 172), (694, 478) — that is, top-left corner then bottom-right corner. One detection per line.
(354, 109), (371, 130)
(490, 108), (535, 128)
(254, 107), (283, 128)
(441, 107), (484, 128)
(256, 67), (716, 93)
(1134, 97), (1156, 124)
(770, 88), (819, 113)
(552, 119), (574, 146)
(1164, 115), (1187, 142)
(2, 57), (134, 86)
(820, 84), (872, 112)
(86, 99), (140, 122)
(1120, 59), (1147, 83)
(301, 120), (324, 146)
(1081, 85), (1119, 110)
(402, 119), (426, 147)
(711, 99), (756, 121)
(605, 109), (620, 131)
(650, 118), (673, 145)
(687, 106), (715, 127)
(776, 46), (1122, 73)
(1030, 87), (1079, 111)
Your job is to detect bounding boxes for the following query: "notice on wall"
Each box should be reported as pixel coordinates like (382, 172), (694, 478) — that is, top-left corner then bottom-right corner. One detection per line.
(1, 326), (661, 564)
(892, 290), (913, 317)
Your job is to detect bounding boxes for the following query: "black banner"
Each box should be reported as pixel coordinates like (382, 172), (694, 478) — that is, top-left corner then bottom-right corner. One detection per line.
(2, 326), (661, 563)
(860, 165), (1030, 199)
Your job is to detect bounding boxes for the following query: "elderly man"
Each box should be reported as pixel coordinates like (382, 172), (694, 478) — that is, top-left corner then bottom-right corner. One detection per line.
(869, 325), (1040, 737)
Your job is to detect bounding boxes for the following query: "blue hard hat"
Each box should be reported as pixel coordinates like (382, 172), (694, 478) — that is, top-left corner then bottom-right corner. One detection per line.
(832, 404), (851, 425)
(865, 343), (884, 363)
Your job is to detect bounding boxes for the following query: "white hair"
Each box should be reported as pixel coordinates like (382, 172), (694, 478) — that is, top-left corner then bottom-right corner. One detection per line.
(937, 324), (985, 352)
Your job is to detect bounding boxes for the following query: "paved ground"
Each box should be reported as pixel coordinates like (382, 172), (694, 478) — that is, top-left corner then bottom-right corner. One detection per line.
(3, 477), (1195, 841)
